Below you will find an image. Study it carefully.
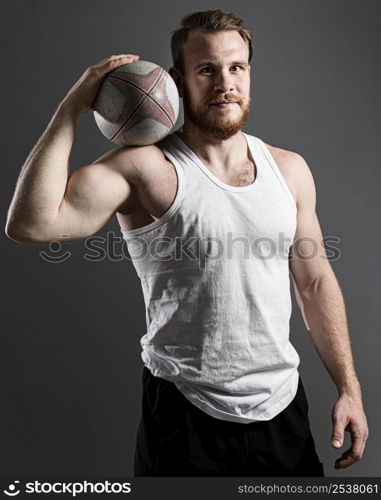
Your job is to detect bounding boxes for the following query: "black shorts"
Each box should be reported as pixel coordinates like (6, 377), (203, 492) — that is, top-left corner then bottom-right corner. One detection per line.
(134, 366), (325, 477)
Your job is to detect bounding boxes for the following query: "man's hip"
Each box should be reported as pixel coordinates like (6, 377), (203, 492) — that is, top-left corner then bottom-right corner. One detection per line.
(134, 366), (324, 477)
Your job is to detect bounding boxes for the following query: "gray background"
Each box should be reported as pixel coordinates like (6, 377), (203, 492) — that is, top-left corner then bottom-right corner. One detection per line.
(1, 0), (380, 477)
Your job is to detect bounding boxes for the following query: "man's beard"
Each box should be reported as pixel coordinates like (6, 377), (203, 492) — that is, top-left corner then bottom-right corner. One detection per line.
(183, 86), (251, 140)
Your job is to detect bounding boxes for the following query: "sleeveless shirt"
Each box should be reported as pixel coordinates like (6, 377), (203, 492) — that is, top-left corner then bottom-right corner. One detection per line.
(120, 131), (301, 423)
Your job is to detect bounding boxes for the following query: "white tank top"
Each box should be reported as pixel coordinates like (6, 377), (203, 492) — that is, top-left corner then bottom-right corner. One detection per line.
(120, 131), (300, 423)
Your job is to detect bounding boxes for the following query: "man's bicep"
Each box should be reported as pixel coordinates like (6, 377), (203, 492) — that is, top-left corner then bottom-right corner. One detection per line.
(51, 160), (132, 242)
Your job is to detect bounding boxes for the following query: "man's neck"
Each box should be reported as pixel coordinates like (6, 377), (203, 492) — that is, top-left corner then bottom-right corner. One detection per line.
(176, 123), (248, 171)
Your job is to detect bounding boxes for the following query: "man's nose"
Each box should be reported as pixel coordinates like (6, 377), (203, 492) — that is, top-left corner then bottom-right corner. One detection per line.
(212, 69), (234, 93)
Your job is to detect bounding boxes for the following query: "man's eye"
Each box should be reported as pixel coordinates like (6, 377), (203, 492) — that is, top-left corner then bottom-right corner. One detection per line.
(200, 66), (243, 74)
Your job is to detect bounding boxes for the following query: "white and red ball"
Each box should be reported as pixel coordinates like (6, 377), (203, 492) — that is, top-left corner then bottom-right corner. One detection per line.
(93, 60), (179, 146)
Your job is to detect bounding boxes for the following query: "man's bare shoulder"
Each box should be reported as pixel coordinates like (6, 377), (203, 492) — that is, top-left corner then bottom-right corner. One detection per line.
(263, 142), (314, 206)
(264, 142), (308, 172)
(92, 143), (177, 220)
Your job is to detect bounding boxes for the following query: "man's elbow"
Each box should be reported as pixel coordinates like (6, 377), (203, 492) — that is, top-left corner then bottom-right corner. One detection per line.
(5, 222), (48, 244)
(297, 267), (337, 301)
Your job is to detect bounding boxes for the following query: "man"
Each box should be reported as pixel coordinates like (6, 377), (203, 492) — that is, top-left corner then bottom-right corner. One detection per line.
(5, 9), (368, 477)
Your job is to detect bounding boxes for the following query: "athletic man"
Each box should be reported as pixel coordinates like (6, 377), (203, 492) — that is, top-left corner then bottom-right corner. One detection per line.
(5, 9), (368, 476)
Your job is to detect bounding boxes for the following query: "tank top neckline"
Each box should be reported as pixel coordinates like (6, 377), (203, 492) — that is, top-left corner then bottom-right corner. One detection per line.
(171, 131), (263, 193)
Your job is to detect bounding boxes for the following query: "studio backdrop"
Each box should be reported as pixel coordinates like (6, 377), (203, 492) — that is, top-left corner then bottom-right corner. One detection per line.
(1, 0), (380, 478)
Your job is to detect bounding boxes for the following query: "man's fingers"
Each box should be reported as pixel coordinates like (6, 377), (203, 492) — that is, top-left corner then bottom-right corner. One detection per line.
(331, 396), (369, 469)
(335, 433), (366, 469)
(88, 55), (140, 80)
(335, 448), (354, 469)
(99, 54), (139, 67)
(335, 449), (359, 469)
(331, 419), (346, 448)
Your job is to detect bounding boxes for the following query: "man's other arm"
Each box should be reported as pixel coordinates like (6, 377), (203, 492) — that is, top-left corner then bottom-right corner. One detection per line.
(288, 153), (369, 470)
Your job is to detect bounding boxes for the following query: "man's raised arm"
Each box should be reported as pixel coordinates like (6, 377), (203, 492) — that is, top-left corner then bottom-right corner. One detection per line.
(5, 54), (139, 243)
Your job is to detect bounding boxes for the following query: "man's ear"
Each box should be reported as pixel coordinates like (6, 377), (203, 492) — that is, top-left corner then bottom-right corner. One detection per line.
(169, 66), (184, 98)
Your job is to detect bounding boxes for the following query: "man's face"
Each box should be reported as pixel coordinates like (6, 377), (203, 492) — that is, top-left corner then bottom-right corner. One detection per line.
(179, 29), (251, 140)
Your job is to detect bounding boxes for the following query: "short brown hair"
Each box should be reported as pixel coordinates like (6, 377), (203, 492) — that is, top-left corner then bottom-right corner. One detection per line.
(170, 8), (254, 74)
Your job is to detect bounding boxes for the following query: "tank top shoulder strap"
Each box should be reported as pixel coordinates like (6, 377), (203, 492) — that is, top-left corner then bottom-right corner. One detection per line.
(155, 131), (187, 180)
(156, 132), (186, 168)
(256, 137), (297, 213)
(155, 132), (204, 190)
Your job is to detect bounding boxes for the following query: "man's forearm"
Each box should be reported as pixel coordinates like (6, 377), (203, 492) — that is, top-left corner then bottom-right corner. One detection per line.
(5, 101), (81, 239)
(300, 270), (361, 398)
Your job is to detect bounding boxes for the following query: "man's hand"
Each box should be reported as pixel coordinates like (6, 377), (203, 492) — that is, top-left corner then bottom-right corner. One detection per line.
(331, 393), (369, 469)
(61, 53), (140, 116)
